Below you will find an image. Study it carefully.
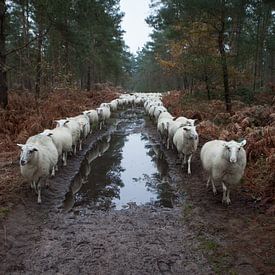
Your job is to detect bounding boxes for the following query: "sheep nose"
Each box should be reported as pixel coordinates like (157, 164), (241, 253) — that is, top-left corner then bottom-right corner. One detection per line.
(230, 158), (237, 163)
(20, 160), (26, 166)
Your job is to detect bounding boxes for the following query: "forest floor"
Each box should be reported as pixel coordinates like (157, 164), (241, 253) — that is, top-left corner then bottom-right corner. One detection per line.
(0, 90), (274, 274)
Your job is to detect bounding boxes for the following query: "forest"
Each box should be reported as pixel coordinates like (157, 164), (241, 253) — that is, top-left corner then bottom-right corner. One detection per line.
(0, 0), (132, 108)
(0, 0), (275, 273)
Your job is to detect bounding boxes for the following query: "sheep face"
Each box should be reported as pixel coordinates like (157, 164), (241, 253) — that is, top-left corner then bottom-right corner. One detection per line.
(223, 140), (247, 163)
(182, 126), (198, 140)
(96, 108), (104, 119)
(55, 119), (69, 127)
(17, 144), (38, 166)
(186, 119), (197, 126)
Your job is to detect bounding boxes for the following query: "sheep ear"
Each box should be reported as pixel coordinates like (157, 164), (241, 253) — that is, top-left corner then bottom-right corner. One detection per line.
(31, 148), (38, 152)
(183, 127), (188, 131)
(17, 143), (24, 148)
(240, 139), (246, 147)
(65, 120), (70, 124)
(47, 133), (53, 137)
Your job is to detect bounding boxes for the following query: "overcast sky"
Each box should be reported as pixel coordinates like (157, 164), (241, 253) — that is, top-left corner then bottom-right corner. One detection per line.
(120, 0), (152, 54)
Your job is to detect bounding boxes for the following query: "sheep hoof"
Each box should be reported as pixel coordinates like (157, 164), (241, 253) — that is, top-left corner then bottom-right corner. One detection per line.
(222, 198), (231, 205)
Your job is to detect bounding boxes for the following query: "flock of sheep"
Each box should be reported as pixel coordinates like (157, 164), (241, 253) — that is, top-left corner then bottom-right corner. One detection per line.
(17, 92), (247, 205)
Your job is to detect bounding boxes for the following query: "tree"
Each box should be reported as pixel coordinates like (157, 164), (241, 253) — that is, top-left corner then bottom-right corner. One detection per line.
(0, 0), (7, 108)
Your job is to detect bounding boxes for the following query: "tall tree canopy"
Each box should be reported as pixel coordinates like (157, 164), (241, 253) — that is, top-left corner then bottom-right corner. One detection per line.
(131, 0), (275, 111)
(0, 0), (132, 108)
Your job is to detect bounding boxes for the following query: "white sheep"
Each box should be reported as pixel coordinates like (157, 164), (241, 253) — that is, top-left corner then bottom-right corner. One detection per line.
(153, 106), (167, 121)
(200, 139), (247, 205)
(175, 116), (196, 126)
(157, 111), (173, 123)
(17, 134), (58, 203)
(55, 119), (81, 155)
(157, 116), (173, 146)
(173, 125), (199, 174)
(100, 102), (110, 109)
(109, 100), (118, 112)
(42, 127), (73, 166)
(83, 110), (99, 130)
(167, 117), (196, 149)
(67, 114), (90, 150)
(97, 106), (111, 130)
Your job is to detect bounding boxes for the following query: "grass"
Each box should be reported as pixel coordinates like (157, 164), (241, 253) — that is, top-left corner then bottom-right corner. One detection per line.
(182, 203), (193, 218)
(0, 207), (10, 220)
(198, 236), (234, 274)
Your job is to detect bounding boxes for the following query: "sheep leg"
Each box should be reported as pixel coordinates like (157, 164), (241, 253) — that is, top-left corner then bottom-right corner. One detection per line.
(51, 166), (55, 177)
(183, 154), (187, 164)
(211, 179), (217, 195)
(37, 178), (42, 204)
(226, 189), (231, 205)
(187, 154), (192, 174)
(62, 152), (67, 166)
(222, 182), (228, 204)
(79, 139), (83, 151)
(166, 137), (170, 149)
(73, 144), (77, 155)
(30, 180), (36, 190)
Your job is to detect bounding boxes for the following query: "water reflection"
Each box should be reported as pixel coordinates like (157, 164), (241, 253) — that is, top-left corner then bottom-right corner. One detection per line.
(63, 110), (176, 211)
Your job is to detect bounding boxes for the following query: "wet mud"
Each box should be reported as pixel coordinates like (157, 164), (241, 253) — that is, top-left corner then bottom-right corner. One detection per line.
(0, 108), (274, 274)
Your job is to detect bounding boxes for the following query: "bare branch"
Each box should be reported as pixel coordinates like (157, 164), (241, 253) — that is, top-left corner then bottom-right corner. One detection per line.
(5, 25), (51, 57)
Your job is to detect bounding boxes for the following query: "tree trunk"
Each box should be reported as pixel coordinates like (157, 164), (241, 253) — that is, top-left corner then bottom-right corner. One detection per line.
(218, 2), (231, 113)
(204, 73), (211, 100)
(35, 28), (42, 98)
(0, 0), (7, 108)
(86, 64), (91, 91)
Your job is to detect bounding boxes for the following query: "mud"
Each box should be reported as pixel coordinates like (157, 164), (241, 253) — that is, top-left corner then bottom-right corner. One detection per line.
(0, 108), (274, 274)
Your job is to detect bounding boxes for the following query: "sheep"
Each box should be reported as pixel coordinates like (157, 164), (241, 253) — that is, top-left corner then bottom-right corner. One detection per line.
(41, 127), (73, 167)
(55, 119), (81, 155)
(157, 111), (173, 123)
(97, 106), (111, 130)
(174, 116), (196, 126)
(200, 139), (247, 205)
(17, 134), (58, 203)
(67, 114), (90, 150)
(100, 102), (110, 109)
(153, 106), (167, 121)
(173, 125), (199, 174)
(157, 116), (173, 146)
(109, 100), (118, 112)
(83, 110), (99, 130)
(167, 117), (196, 150)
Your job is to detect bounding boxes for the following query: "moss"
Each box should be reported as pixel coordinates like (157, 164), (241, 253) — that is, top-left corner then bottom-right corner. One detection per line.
(0, 207), (10, 220)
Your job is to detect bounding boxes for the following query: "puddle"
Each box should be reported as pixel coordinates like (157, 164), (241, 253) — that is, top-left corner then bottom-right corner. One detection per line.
(63, 109), (176, 211)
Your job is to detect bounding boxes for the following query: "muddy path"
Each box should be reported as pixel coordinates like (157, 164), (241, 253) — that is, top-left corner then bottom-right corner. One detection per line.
(0, 108), (274, 274)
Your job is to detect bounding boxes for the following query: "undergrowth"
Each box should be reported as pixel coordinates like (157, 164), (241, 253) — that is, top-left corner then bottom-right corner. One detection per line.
(163, 90), (275, 214)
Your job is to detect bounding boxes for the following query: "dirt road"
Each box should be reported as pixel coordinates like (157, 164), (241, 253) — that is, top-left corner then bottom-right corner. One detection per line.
(0, 109), (274, 274)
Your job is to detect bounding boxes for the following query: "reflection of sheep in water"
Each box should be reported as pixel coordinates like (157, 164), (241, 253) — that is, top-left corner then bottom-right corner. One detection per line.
(200, 139), (247, 205)
(98, 135), (111, 156)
